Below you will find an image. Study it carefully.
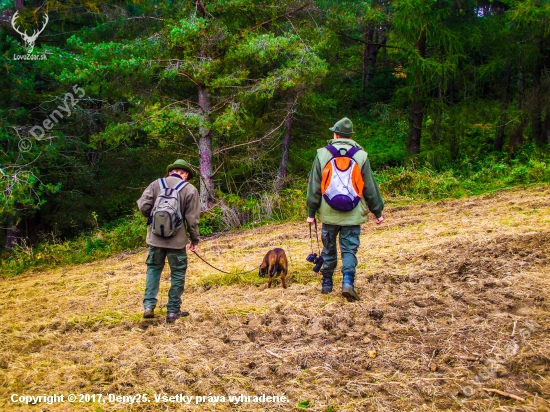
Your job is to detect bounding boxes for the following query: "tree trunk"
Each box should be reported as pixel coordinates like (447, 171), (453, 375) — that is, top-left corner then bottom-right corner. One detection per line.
(432, 76), (444, 144)
(198, 84), (215, 210)
(407, 99), (423, 156)
(509, 118), (527, 151)
(517, 70), (525, 110)
(494, 63), (512, 152)
(274, 97), (297, 192)
(532, 98), (543, 145)
(406, 31), (426, 157)
(361, 26), (387, 108)
(510, 56), (528, 151)
(449, 130), (459, 161)
(494, 111), (507, 152)
(542, 107), (550, 146)
(5, 218), (20, 250)
(194, 1), (215, 209)
(431, 107), (441, 144)
(360, 30), (370, 109)
(531, 46), (545, 146)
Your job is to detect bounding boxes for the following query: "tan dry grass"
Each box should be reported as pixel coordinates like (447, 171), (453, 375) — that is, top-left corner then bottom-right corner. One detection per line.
(0, 186), (549, 411)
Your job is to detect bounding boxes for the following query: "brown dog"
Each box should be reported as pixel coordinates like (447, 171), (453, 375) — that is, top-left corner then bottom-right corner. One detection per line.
(259, 248), (288, 288)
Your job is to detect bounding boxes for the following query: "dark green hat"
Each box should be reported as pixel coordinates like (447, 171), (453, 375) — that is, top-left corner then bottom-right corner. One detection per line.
(166, 159), (195, 179)
(329, 117), (354, 137)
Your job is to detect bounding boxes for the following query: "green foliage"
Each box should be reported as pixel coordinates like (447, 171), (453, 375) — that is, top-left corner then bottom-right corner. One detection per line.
(0, 168), (62, 218)
(199, 189), (307, 234)
(457, 145), (550, 192)
(379, 168), (467, 200)
(198, 210), (222, 236)
(358, 105), (409, 168)
(377, 144), (550, 201)
(1, 212), (146, 277)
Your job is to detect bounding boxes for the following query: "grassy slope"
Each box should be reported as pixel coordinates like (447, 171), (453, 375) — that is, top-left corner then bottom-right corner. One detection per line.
(0, 186), (549, 411)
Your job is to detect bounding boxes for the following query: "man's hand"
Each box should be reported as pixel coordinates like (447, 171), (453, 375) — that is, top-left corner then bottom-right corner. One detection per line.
(189, 244), (198, 252)
(374, 216), (385, 225)
(306, 217), (315, 224)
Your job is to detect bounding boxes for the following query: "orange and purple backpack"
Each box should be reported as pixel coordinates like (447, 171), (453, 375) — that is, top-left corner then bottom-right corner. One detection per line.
(321, 145), (364, 211)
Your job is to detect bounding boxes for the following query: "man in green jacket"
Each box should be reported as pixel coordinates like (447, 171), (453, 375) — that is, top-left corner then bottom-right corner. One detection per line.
(137, 159), (201, 323)
(306, 117), (384, 301)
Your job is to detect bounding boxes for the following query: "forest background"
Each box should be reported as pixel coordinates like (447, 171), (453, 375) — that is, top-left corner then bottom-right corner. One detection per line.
(1, 0), (549, 275)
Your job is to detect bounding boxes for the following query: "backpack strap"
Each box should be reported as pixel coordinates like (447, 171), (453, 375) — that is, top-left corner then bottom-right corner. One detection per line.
(174, 181), (189, 192)
(325, 145), (362, 159)
(345, 147), (361, 159)
(325, 145), (340, 158)
(158, 178), (188, 197)
(159, 178), (188, 191)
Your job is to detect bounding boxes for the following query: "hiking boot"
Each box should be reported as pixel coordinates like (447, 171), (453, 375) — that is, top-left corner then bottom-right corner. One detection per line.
(166, 310), (190, 323)
(342, 272), (360, 302)
(321, 274), (333, 294)
(342, 284), (360, 301)
(143, 307), (155, 319)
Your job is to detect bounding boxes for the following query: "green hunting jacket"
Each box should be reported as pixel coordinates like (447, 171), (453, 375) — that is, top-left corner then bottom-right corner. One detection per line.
(307, 138), (384, 225)
(137, 175), (200, 249)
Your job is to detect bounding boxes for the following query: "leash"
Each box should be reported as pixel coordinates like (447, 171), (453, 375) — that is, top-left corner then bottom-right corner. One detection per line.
(192, 251), (260, 275)
(309, 219), (321, 255)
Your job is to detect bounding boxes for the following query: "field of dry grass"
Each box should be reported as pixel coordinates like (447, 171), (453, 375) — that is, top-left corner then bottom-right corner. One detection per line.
(1, 186), (549, 411)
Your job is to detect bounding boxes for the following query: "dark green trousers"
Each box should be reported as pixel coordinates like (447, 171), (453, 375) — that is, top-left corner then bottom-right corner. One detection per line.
(143, 246), (187, 313)
(320, 224), (361, 277)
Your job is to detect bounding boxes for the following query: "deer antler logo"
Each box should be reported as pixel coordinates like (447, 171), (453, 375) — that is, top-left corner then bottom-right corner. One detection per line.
(11, 11), (49, 54)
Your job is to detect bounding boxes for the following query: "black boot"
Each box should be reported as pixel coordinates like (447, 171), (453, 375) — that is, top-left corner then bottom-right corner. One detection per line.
(321, 274), (333, 294)
(342, 272), (359, 302)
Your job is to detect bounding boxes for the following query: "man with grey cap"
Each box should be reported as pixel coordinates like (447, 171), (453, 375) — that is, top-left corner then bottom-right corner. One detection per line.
(306, 118), (384, 301)
(137, 159), (200, 323)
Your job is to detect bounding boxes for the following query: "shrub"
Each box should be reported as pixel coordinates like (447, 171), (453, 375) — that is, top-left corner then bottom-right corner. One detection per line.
(199, 189), (307, 234)
(378, 167), (468, 200)
(1, 211), (146, 277)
